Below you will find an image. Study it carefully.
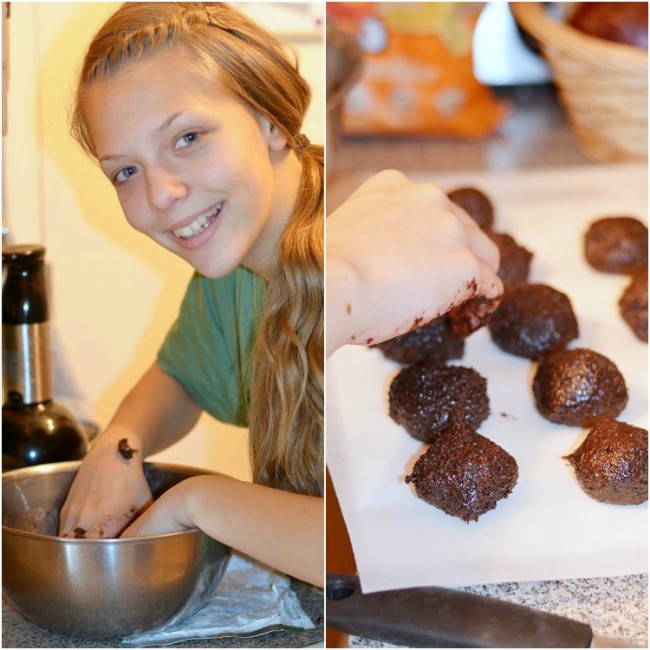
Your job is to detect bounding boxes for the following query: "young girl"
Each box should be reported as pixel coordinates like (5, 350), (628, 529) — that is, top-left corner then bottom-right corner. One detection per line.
(58, 2), (324, 588)
(59, 2), (500, 591)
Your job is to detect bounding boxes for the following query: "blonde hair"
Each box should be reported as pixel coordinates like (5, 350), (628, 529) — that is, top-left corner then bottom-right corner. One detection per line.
(71, 2), (323, 497)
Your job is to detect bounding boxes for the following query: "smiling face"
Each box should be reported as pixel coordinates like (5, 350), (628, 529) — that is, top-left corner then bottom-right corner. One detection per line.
(83, 47), (300, 279)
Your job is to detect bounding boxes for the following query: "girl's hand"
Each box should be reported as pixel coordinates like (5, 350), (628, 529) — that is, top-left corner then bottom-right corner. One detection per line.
(326, 170), (503, 355)
(58, 432), (153, 539)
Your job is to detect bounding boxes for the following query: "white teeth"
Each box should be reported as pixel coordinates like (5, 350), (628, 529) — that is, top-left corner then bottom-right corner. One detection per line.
(173, 204), (221, 239)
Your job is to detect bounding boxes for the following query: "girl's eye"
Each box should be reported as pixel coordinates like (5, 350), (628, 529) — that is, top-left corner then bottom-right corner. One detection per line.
(114, 165), (138, 184)
(175, 131), (200, 149)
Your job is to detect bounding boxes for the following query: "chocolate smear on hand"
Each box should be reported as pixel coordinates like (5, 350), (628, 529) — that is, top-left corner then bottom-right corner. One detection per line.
(118, 438), (137, 460)
(449, 294), (500, 338)
(73, 527), (87, 539)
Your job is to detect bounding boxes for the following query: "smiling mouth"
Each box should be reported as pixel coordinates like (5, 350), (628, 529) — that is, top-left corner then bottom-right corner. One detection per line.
(172, 203), (223, 240)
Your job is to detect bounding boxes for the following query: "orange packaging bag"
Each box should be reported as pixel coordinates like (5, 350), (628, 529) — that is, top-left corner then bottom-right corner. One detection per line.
(327, 2), (508, 137)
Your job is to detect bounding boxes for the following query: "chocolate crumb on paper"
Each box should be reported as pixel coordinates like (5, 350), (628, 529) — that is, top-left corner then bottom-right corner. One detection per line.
(73, 527), (87, 539)
(118, 438), (137, 460)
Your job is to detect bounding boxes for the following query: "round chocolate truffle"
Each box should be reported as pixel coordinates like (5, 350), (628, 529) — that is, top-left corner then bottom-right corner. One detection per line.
(533, 348), (628, 426)
(565, 420), (648, 505)
(374, 315), (464, 365)
(488, 283), (579, 359)
(389, 362), (489, 443)
(485, 230), (533, 287)
(448, 187), (494, 230)
(405, 423), (518, 522)
(619, 268), (648, 342)
(584, 217), (648, 274)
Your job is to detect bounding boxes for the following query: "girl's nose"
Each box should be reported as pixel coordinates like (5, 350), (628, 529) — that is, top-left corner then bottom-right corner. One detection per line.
(145, 165), (188, 211)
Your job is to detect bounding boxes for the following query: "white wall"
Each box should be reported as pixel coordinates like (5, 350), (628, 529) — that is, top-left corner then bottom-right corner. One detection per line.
(4, 2), (324, 480)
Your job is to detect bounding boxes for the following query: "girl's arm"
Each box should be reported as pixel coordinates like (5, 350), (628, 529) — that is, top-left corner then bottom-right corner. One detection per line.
(121, 475), (325, 588)
(58, 362), (202, 538)
(98, 360), (203, 457)
(326, 170), (503, 356)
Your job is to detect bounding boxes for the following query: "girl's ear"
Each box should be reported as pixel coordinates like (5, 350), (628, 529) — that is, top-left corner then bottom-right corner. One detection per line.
(259, 115), (287, 152)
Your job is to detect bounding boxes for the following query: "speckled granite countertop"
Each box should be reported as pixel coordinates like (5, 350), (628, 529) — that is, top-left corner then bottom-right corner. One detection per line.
(342, 575), (648, 648)
(2, 582), (324, 648)
(327, 84), (647, 648)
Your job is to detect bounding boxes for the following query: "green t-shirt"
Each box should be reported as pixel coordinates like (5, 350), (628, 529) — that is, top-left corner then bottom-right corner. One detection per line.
(157, 266), (266, 427)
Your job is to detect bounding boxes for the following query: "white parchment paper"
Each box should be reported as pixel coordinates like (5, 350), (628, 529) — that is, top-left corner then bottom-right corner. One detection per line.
(327, 163), (648, 594)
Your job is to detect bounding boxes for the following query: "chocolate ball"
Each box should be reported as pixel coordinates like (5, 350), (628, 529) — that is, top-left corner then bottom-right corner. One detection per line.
(405, 423), (518, 522)
(619, 268), (648, 342)
(485, 230), (533, 287)
(374, 315), (464, 365)
(565, 419), (648, 505)
(489, 283), (579, 359)
(584, 217), (648, 274)
(448, 187), (494, 230)
(533, 348), (628, 426)
(389, 361), (489, 443)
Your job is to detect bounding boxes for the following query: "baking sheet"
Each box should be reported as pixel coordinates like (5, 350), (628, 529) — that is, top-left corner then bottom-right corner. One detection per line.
(327, 163), (648, 594)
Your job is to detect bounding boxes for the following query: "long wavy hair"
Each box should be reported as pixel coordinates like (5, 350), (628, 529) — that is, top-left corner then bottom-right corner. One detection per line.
(71, 2), (324, 497)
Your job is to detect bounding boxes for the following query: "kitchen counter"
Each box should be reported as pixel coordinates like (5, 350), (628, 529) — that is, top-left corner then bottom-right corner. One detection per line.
(328, 471), (648, 648)
(2, 581), (323, 648)
(328, 84), (594, 212)
(326, 83), (648, 648)
(332, 84), (592, 174)
(345, 575), (648, 648)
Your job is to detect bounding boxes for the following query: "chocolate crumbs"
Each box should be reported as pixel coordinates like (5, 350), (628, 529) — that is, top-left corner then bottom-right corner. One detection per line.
(118, 438), (137, 460)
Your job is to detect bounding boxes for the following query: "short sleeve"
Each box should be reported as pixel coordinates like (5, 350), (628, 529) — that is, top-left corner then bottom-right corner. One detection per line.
(157, 267), (266, 426)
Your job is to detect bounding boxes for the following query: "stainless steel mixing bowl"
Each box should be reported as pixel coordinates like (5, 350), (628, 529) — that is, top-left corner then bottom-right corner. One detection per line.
(2, 461), (232, 638)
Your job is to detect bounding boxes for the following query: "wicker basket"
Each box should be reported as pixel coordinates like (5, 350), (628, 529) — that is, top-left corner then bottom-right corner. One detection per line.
(510, 2), (648, 162)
